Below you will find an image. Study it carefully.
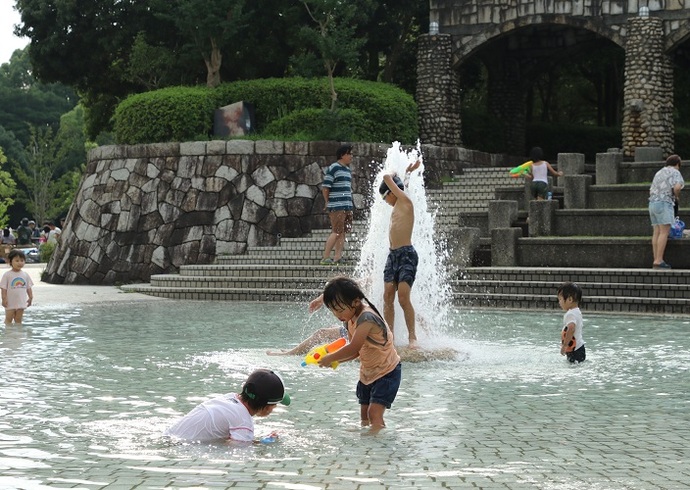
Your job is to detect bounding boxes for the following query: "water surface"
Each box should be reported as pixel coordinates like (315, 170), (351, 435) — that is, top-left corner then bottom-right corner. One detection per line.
(1, 301), (689, 489)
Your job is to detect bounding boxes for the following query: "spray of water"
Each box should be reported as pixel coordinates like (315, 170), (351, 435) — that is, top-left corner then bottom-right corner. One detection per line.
(354, 142), (454, 346)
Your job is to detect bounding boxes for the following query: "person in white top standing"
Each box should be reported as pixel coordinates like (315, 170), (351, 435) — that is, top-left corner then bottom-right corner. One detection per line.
(525, 146), (563, 200)
(165, 369), (290, 443)
(648, 154), (684, 269)
(1, 249), (34, 325)
(557, 282), (585, 363)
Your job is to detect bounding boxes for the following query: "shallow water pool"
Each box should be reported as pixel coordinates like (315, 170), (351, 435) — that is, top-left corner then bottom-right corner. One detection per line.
(1, 300), (689, 489)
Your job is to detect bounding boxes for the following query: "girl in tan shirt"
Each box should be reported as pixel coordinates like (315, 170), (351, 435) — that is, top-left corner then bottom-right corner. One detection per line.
(317, 276), (401, 433)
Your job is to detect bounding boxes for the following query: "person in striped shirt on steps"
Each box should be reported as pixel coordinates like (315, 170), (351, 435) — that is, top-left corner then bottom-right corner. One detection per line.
(320, 144), (354, 265)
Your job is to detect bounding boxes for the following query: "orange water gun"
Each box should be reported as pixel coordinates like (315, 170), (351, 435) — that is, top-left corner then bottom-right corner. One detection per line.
(509, 160), (533, 178)
(301, 337), (347, 369)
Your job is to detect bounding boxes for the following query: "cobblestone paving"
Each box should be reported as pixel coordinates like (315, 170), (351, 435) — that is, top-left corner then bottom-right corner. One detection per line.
(1, 304), (689, 489)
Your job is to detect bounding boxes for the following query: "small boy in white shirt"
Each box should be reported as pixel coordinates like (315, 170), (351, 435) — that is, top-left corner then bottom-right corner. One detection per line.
(557, 282), (585, 363)
(165, 369), (290, 443)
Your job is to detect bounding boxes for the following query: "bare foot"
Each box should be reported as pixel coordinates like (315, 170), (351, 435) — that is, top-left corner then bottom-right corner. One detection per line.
(408, 339), (420, 350)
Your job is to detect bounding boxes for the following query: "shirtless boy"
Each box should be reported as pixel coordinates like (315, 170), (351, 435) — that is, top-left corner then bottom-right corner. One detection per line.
(379, 160), (421, 348)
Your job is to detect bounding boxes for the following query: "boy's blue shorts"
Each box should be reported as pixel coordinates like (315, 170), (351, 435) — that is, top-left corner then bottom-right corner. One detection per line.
(383, 246), (418, 286)
(356, 363), (401, 408)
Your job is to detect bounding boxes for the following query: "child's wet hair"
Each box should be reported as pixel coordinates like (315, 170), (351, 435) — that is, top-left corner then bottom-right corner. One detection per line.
(323, 276), (384, 319)
(379, 175), (404, 198)
(529, 146), (544, 161)
(557, 282), (582, 304)
(7, 249), (26, 262)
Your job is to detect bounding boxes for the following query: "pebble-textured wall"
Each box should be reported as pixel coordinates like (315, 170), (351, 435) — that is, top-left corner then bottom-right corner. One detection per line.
(420, 1), (688, 157)
(43, 140), (503, 285)
(416, 34), (462, 147)
(622, 17), (674, 157)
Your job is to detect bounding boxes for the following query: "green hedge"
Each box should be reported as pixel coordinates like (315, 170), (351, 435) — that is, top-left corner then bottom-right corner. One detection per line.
(114, 86), (218, 145)
(114, 78), (417, 145)
(263, 108), (374, 142)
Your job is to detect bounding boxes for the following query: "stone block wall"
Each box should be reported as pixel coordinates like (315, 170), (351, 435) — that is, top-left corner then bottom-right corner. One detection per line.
(44, 140), (499, 285)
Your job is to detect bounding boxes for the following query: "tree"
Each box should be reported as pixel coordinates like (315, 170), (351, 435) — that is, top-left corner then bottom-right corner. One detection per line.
(296, 0), (371, 110)
(359, 0), (427, 89)
(0, 147), (17, 229)
(155, 0), (248, 88)
(13, 126), (62, 225)
(0, 48), (77, 147)
(15, 0), (154, 137)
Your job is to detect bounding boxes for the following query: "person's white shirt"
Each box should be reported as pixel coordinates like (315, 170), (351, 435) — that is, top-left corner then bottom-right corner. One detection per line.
(165, 393), (254, 442)
(47, 227), (62, 244)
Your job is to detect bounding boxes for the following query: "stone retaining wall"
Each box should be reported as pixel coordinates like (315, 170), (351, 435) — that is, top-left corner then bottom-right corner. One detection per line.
(44, 140), (504, 285)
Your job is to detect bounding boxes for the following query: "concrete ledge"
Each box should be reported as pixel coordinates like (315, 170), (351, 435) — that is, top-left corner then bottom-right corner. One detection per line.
(517, 237), (690, 268)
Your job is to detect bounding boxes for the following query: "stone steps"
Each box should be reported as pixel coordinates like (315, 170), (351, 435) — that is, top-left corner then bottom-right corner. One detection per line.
(121, 166), (690, 315)
(177, 264), (355, 277)
(454, 267), (690, 313)
(453, 292), (689, 315)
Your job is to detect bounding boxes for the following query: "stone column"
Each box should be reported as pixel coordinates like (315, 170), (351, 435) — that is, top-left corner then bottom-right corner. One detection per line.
(448, 227), (481, 268)
(622, 17), (674, 157)
(416, 34), (462, 147)
(563, 175), (592, 210)
(528, 200), (558, 237)
(557, 153), (585, 186)
(488, 200), (518, 230)
(491, 228), (522, 266)
(596, 152), (622, 185)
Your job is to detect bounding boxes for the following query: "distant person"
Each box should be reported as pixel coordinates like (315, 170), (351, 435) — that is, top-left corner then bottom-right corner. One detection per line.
(28, 220), (39, 239)
(16, 218), (33, 246)
(2, 228), (15, 245)
(43, 221), (61, 244)
(524, 147), (563, 200)
(316, 276), (401, 433)
(648, 154), (684, 269)
(165, 369), (290, 443)
(379, 160), (421, 348)
(1, 249), (34, 325)
(557, 282), (585, 363)
(320, 144), (354, 265)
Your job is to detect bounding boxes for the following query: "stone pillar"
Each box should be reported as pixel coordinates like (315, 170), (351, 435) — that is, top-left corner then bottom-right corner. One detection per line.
(563, 175), (592, 210)
(557, 153), (585, 186)
(622, 17), (674, 158)
(528, 200), (558, 237)
(488, 200), (518, 230)
(596, 152), (622, 185)
(448, 227), (481, 268)
(491, 227), (522, 266)
(416, 34), (462, 147)
(634, 146), (664, 162)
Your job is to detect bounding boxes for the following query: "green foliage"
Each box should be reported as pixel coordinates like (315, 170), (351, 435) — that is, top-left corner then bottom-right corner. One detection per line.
(11, 124), (83, 226)
(0, 148), (16, 229)
(39, 241), (56, 263)
(126, 32), (177, 90)
(115, 78), (418, 144)
(153, 0), (248, 87)
(294, 0), (372, 108)
(0, 48), (78, 147)
(263, 108), (373, 141)
(113, 86), (218, 144)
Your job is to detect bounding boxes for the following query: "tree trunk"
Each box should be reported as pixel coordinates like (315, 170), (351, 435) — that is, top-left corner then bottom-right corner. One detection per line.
(204, 37), (223, 88)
